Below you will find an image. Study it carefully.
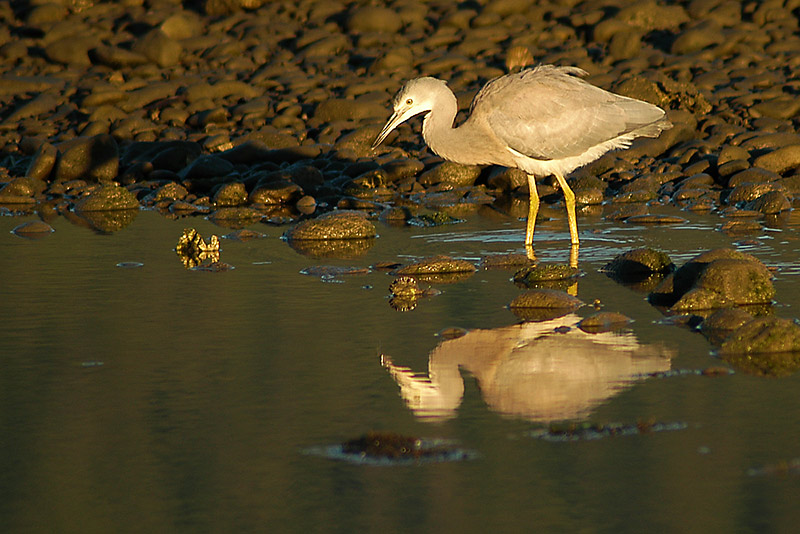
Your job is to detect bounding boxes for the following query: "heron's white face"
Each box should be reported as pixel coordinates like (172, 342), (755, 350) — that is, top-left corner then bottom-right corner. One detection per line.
(372, 78), (442, 149)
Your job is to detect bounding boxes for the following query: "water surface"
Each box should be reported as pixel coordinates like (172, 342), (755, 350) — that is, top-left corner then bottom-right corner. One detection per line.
(2, 205), (800, 533)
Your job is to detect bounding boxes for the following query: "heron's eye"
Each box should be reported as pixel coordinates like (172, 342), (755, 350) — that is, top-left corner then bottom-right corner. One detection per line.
(406, 98), (413, 105)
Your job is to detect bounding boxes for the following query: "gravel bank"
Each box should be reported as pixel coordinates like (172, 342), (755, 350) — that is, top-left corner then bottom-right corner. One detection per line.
(0, 0), (798, 231)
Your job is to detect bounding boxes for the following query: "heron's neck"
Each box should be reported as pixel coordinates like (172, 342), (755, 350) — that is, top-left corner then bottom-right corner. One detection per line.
(421, 93), (493, 166)
(421, 92), (464, 163)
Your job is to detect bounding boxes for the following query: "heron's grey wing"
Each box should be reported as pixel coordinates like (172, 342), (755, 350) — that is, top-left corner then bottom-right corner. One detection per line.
(475, 67), (665, 161)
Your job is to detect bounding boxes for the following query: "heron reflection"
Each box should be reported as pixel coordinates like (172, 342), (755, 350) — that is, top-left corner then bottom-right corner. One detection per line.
(381, 314), (674, 422)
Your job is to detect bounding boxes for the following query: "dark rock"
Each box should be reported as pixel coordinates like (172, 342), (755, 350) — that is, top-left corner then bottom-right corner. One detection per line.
(513, 264), (581, 285)
(746, 191), (791, 214)
(603, 248), (674, 280)
(53, 134), (119, 183)
(178, 155), (235, 180)
(250, 179), (303, 205)
(700, 308), (754, 345)
(0, 177), (46, 198)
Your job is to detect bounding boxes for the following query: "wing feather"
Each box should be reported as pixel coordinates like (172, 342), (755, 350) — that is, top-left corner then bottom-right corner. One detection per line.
(471, 66), (666, 161)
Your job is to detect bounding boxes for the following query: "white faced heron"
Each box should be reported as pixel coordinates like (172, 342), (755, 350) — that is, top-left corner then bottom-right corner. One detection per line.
(373, 65), (672, 248)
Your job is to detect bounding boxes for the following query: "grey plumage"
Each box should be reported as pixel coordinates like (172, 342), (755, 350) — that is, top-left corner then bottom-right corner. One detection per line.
(373, 65), (672, 248)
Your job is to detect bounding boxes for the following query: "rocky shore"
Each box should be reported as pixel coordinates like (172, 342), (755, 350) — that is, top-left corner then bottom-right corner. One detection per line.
(0, 0), (798, 233)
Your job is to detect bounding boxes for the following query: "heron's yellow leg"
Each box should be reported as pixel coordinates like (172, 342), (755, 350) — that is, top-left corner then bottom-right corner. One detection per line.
(525, 173), (539, 247)
(552, 171), (579, 245)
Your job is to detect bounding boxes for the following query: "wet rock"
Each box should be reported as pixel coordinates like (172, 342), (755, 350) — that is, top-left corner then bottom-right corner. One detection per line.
(395, 255), (476, 275)
(625, 214), (687, 225)
(509, 289), (584, 314)
(578, 312), (634, 334)
(147, 182), (188, 203)
(53, 135), (119, 183)
(746, 191), (791, 214)
(0, 177), (46, 199)
(719, 317), (800, 376)
(74, 185), (139, 212)
(700, 308), (754, 345)
(213, 181), (248, 207)
(175, 228), (220, 269)
(285, 210), (377, 240)
(649, 249), (775, 311)
(727, 183), (784, 204)
(208, 207), (262, 227)
(513, 264), (581, 286)
(11, 220), (54, 239)
(481, 253), (535, 269)
(418, 162), (482, 187)
(603, 248), (674, 280)
(250, 179), (303, 205)
(726, 168), (780, 188)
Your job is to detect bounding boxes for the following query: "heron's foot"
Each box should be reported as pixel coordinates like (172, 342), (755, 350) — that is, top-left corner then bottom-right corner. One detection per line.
(524, 244), (537, 262)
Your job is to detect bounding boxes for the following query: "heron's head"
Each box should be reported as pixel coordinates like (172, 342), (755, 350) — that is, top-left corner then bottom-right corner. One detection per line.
(372, 77), (448, 149)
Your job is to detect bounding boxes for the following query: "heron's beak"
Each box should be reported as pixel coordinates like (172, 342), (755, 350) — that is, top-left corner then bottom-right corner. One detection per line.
(372, 109), (406, 150)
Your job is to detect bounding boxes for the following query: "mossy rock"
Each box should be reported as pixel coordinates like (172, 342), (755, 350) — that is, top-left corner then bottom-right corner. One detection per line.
(720, 317), (800, 376)
(74, 184), (139, 212)
(395, 255), (476, 275)
(513, 264), (581, 285)
(285, 210), (377, 240)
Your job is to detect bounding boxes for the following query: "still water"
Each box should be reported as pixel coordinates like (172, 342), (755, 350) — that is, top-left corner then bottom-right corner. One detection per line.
(2, 203), (800, 533)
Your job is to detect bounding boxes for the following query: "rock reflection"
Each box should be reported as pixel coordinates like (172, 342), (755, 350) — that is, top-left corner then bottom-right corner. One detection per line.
(382, 314), (674, 422)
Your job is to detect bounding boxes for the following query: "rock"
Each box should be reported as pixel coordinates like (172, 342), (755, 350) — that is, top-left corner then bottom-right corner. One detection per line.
(395, 255), (476, 275)
(74, 185), (139, 212)
(53, 135), (119, 183)
(208, 207), (262, 227)
(25, 142), (58, 181)
(509, 289), (584, 322)
(133, 29), (183, 68)
(418, 162), (482, 187)
(700, 308), (754, 345)
(285, 210), (377, 240)
(11, 220), (54, 238)
(649, 249), (774, 311)
(603, 248), (674, 280)
(250, 179), (303, 205)
(178, 155), (235, 180)
(0, 177), (46, 198)
(578, 312), (633, 333)
(347, 6), (403, 33)
(213, 181), (248, 206)
(719, 317), (800, 376)
(513, 264), (581, 286)
(746, 191), (791, 214)
(753, 145), (800, 175)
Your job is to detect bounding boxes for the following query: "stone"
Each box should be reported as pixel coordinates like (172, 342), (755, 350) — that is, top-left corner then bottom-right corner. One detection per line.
(53, 135), (119, 183)
(285, 210), (377, 240)
(74, 185), (139, 212)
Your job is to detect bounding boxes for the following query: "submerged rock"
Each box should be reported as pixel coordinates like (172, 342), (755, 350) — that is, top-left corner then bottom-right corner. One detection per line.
(513, 264), (581, 286)
(719, 317), (800, 376)
(578, 312), (634, 334)
(509, 289), (584, 322)
(11, 220), (54, 238)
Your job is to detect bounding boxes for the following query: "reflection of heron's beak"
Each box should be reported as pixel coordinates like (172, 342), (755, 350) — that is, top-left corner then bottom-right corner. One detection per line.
(372, 107), (422, 149)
